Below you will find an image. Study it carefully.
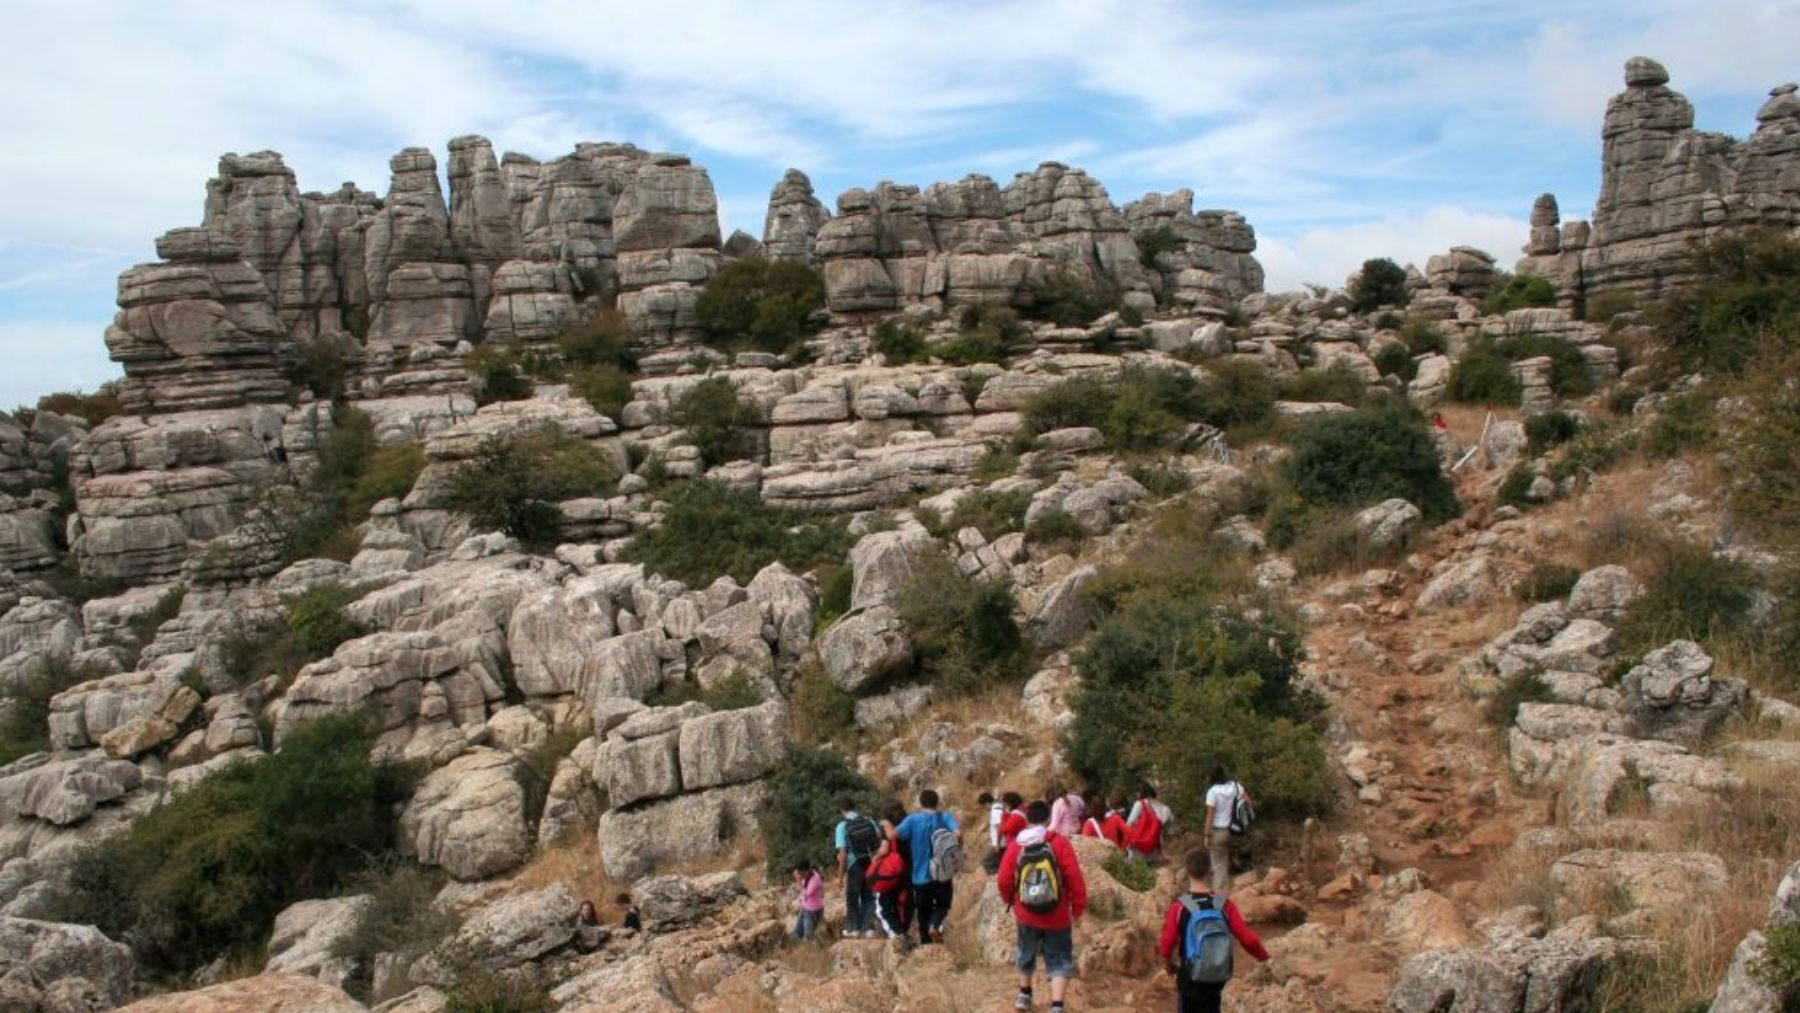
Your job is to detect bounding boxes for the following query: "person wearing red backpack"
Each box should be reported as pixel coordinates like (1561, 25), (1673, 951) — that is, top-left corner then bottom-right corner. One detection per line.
(1126, 781), (1172, 861)
(997, 800), (1087, 1013)
(1081, 795), (1130, 849)
(870, 798), (912, 940)
(1158, 849), (1268, 1012)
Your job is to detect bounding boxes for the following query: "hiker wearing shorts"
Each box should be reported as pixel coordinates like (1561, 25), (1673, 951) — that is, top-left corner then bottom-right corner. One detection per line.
(997, 799), (1087, 1012)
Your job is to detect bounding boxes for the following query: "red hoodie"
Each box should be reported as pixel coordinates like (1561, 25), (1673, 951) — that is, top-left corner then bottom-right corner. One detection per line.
(997, 828), (1088, 931)
(998, 810), (1028, 849)
(1157, 892), (1269, 965)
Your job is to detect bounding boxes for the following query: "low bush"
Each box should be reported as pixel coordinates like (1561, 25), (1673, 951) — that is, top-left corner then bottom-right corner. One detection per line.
(0, 656), (101, 765)
(872, 319), (928, 364)
(620, 480), (851, 586)
(1645, 391), (1715, 457)
(1127, 461), (1192, 498)
(1102, 852), (1156, 892)
(334, 860), (456, 999)
(568, 365), (634, 420)
(557, 309), (635, 370)
(463, 345), (535, 404)
(1401, 318), (1448, 356)
(1446, 338), (1524, 406)
(816, 566), (853, 627)
(1484, 671), (1553, 730)
(62, 711), (412, 976)
(1497, 467), (1537, 510)
(647, 671), (763, 712)
(1021, 378), (1110, 434)
(219, 584), (367, 687)
(1607, 387), (1644, 416)
(1085, 499), (1250, 612)
(1372, 344), (1416, 381)
(1350, 258), (1410, 314)
(1135, 225), (1182, 268)
(1024, 508), (1086, 551)
(1068, 597), (1322, 821)
(894, 552), (1028, 698)
(1495, 332), (1595, 398)
(1029, 270), (1120, 327)
(1197, 357), (1278, 434)
(30, 384), (124, 428)
(1278, 366), (1366, 405)
(287, 340), (350, 401)
(346, 443), (427, 519)
(1547, 424), (1631, 483)
(763, 747), (881, 877)
(443, 963), (552, 1013)
(1277, 507), (1388, 576)
(694, 259), (826, 354)
(1582, 290), (1638, 325)
(1516, 563), (1582, 603)
(671, 377), (761, 467)
(938, 304), (1030, 365)
(1616, 539), (1758, 653)
(1754, 923), (1800, 997)
(1372, 311), (1405, 332)
(1525, 410), (1581, 454)
(1483, 272), (1558, 315)
(972, 449), (1019, 483)
(1730, 354), (1800, 550)
(445, 429), (619, 548)
(946, 489), (1031, 540)
(790, 660), (857, 744)
(1280, 400), (1460, 522)
(1654, 228), (1800, 377)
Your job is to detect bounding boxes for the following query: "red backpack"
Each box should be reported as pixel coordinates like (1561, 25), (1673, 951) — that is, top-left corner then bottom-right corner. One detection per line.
(869, 849), (906, 893)
(1127, 800), (1163, 855)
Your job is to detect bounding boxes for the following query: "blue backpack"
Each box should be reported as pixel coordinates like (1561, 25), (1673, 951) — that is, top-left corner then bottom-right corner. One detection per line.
(1180, 893), (1234, 985)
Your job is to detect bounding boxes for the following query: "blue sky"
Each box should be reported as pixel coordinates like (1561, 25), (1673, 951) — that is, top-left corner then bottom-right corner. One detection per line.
(1, 0), (1795, 408)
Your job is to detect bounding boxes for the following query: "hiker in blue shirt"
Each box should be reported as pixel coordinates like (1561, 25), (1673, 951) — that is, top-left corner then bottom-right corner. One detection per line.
(894, 789), (963, 945)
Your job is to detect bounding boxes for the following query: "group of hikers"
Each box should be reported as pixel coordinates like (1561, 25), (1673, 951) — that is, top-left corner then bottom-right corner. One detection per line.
(792, 767), (1266, 1012)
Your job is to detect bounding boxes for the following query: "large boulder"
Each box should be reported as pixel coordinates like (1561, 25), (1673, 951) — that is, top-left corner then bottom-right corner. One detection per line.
(1389, 933), (1639, 1013)
(847, 530), (934, 611)
(1026, 565), (1099, 650)
(440, 883), (578, 970)
(597, 782), (767, 882)
(114, 974), (366, 1012)
(1566, 565), (1644, 622)
(1417, 556), (1497, 612)
(265, 896), (373, 990)
(1619, 640), (1748, 744)
(0, 917), (136, 1012)
(1354, 499), (1422, 549)
(676, 703), (788, 792)
(818, 606), (911, 695)
(398, 748), (531, 881)
(632, 871), (747, 929)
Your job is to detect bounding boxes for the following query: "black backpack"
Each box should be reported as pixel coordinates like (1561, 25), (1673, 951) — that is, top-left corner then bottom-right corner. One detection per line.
(845, 816), (882, 862)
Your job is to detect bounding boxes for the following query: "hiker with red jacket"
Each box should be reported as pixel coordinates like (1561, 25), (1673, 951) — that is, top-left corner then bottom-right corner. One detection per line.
(1081, 794), (1130, 849)
(1126, 781), (1173, 860)
(997, 800), (1088, 1013)
(1158, 849), (1269, 1013)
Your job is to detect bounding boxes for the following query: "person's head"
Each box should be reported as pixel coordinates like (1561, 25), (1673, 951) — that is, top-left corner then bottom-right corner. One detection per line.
(1184, 849), (1213, 888)
(578, 900), (596, 920)
(1002, 790), (1023, 810)
(794, 859), (815, 878)
(882, 798), (907, 825)
(919, 789), (940, 810)
(839, 795), (860, 816)
(1043, 780), (1064, 802)
(978, 791), (995, 807)
(615, 892), (633, 908)
(1139, 780), (1158, 800)
(1025, 799), (1051, 826)
(1210, 764), (1229, 786)
(1109, 794), (1128, 813)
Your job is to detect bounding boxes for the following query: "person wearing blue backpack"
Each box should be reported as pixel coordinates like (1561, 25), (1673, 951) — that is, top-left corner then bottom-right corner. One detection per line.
(895, 789), (963, 945)
(1157, 849), (1268, 1012)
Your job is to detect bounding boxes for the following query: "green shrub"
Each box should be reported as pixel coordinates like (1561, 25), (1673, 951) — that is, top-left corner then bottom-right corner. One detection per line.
(1484, 671), (1553, 729)
(1548, 424), (1631, 482)
(1607, 387), (1643, 416)
(946, 489), (1031, 540)
(1279, 366), (1366, 405)
(763, 747), (881, 877)
(1645, 391), (1715, 457)
(1372, 344), (1416, 381)
(1525, 410), (1581, 454)
(346, 443), (426, 519)
(939, 304), (1029, 366)
(1127, 461), (1192, 499)
(62, 711), (412, 976)
(1497, 467), (1538, 510)
(671, 377), (761, 467)
(445, 429), (619, 548)
(1275, 506), (1391, 576)
(1495, 332), (1595, 397)
(1483, 273), (1558, 315)
(1022, 378), (1110, 434)
(1135, 226), (1182, 268)
(1030, 270), (1120, 327)
(1401, 318), (1448, 356)
(334, 860), (456, 999)
(31, 385), (124, 428)
(893, 553), (1028, 698)
(621, 480), (851, 586)
(1372, 311), (1404, 332)
(1068, 598), (1322, 821)
(1022, 368), (1203, 452)
(816, 565), (853, 627)
(1655, 228), (1800, 376)
(1085, 499), (1251, 612)
(872, 319), (929, 364)
(568, 365), (634, 420)
(287, 340), (350, 401)
(1516, 563), (1581, 603)
(1102, 852), (1156, 892)
(1024, 508), (1086, 550)
(1730, 356), (1800, 550)
(1754, 922), (1800, 996)
(1617, 540), (1758, 653)
(1582, 290), (1638, 325)
(443, 963), (552, 1013)
(463, 345), (534, 404)
(972, 449), (1019, 483)
(648, 671), (763, 712)
(1198, 357), (1279, 433)
(695, 259), (826, 354)
(219, 584), (367, 687)
(0, 656), (101, 766)
(557, 309), (636, 370)
(1280, 400), (1460, 522)
(1350, 258), (1411, 314)
(1447, 338), (1523, 406)
(791, 661), (857, 744)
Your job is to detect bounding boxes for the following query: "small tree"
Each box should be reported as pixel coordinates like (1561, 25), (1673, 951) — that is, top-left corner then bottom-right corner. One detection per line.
(620, 480), (851, 586)
(1483, 273), (1558, 315)
(694, 259), (826, 354)
(445, 429), (619, 548)
(1280, 399), (1460, 522)
(671, 377), (761, 467)
(1350, 258), (1411, 314)
(763, 747), (882, 877)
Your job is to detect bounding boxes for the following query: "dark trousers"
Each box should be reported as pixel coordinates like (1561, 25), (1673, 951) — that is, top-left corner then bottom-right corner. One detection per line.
(844, 862), (873, 934)
(913, 880), (954, 941)
(1178, 983), (1225, 1013)
(875, 887), (910, 938)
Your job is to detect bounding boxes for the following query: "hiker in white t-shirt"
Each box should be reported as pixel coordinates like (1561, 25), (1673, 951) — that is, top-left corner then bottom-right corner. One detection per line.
(1202, 766), (1249, 893)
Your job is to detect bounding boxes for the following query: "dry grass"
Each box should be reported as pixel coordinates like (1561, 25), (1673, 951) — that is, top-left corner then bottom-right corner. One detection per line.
(511, 839), (618, 912)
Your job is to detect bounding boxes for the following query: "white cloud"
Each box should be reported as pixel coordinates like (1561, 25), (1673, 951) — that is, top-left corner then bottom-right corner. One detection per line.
(0, 322), (118, 410)
(1256, 206), (1528, 292)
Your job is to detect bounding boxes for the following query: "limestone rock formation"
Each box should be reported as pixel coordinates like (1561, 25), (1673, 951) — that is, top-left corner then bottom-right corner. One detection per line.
(761, 169), (829, 265)
(1518, 59), (1800, 308)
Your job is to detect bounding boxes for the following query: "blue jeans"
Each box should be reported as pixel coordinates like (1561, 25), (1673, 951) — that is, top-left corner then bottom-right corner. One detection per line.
(844, 862), (873, 934)
(1015, 925), (1076, 980)
(793, 909), (821, 940)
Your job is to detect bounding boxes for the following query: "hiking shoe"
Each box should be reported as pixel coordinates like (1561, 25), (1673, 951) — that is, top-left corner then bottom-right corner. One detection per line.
(1013, 992), (1033, 1011)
